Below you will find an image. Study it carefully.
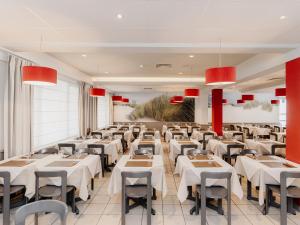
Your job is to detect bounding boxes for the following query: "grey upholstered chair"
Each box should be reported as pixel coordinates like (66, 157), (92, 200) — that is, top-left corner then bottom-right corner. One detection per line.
(174, 144), (198, 164)
(39, 147), (59, 154)
(137, 144), (155, 155)
(91, 131), (103, 139)
(195, 172), (232, 225)
(35, 171), (78, 215)
(87, 144), (108, 177)
(58, 143), (76, 155)
(265, 171), (300, 225)
(0, 171), (10, 225)
(15, 200), (68, 225)
(121, 171), (152, 225)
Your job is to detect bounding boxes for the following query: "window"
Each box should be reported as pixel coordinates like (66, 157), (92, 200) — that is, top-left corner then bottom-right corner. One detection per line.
(97, 95), (110, 129)
(33, 79), (79, 149)
(279, 98), (286, 127)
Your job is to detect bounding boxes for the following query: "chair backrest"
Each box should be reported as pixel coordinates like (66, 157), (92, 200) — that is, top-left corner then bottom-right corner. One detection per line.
(191, 126), (201, 132)
(180, 126), (189, 133)
(91, 131), (103, 139)
(201, 171), (232, 190)
(229, 125), (235, 131)
(87, 144), (105, 155)
(35, 170), (67, 203)
(0, 171), (10, 225)
(257, 134), (270, 140)
(186, 149), (207, 156)
(143, 132), (155, 138)
(39, 147), (58, 154)
(172, 132), (184, 139)
(236, 125), (242, 132)
(167, 126), (175, 131)
(181, 144), (198, 155)
(240, 149), (257, 156)
(120, 126), (129, 131)
(112, 132), (124, 139)
(273, 125), (281, 132)
(137, 144), (155, 155)
(232, 132), (244, 142)
(77, 148), (95, 154)
(133, 127), (141, 133)
(58, 143), (76, 155)
(15, 200), (68, 225)
(109, 126), (118, 130)
(121, 171), (152, 188)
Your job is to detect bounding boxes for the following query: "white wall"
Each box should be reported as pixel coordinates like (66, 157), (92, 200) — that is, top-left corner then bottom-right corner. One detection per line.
(195, 88), (208, 124)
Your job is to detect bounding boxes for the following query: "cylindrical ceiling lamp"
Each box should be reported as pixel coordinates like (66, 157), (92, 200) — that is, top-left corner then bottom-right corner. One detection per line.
(242, 94), (254, 101)
(89, 88), (105, 97)
(169, 97), (178, 105)
(271, 99), (280, 105)
(237, 99), (245, 104)
(222, 99), (228, 104)
(205, 67), (236, 85)
(112, 95), (123, 102)
(184, 88), (200, 97)
(173, 96), (184, 103)
(22, 66), (57, 86)
(122, 98), (129, 103)
(275, 88), (286, 97)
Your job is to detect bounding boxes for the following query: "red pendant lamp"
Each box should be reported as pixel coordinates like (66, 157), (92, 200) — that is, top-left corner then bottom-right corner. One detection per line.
(173, 96), (184, 103)
(275, 88), (286, 97)
(122, 98), (129, 103)
(89, 88), (105, 97)
(184, 88), (200, 98)
(271, 100), (280, 105)
(222, 99), (228, 104)
(205, 66), (236, 85)
(112, 95), (123, 102)
(169, 97), (178, 105)
(242, 94), (254, 101)
(22, 66), (57, 86)
(237, 99), (245, 104)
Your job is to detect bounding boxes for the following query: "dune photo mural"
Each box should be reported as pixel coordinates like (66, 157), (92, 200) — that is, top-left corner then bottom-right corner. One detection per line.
(113, 93), (195, 122)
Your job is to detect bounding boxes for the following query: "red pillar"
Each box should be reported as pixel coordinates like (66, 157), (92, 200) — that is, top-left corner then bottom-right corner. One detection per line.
(212, 89), (223, 136)
(286, 57), (300, 163)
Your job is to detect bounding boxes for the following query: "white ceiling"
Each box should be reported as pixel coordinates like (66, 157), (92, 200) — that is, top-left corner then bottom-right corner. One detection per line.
(0, 0), (298, 92)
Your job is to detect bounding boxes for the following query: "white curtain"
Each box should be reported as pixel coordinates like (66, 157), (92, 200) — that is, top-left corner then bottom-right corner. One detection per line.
(108, 93), (114, 124)
(79, 82), (98, 136)
(3, 55), (32, 159)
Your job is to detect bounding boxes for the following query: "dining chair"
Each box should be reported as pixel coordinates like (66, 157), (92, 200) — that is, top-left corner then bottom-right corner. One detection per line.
(58, 143), (76, 155)
(270, 132), (279, 141)
(236, 125), (242, 132)
(143, 131), (155, 139)
(191, 126), (201, 133)
(229, 125), (235, 131)
(38, 147), (59, 154)
(180, 126), (189, 135)
(35, 171), (78, 215)
(112, 132), (126, 151)
(195, 171), (232, 225)
(232, 132), (244, 142)
(121, 171), (152, 225)
(273, 125), (281, 133)
(186, 148), (208, 156)
(265, 171), (300, 225)
(257, 134), (270, 140)
(15, 200), (68, 225)
(132, 126), (141, 139)
(137, 144), (155, 155)
(87, 144), (108, 177)
(91, 131), (103, 139)
(0, 172), (10, 225)
(271, 143), (286, 156)
(243, 127), (253, 139)
(202, 132), (215, 150)
(172, 132), (184, 140)
(174, 144), (198, 164)
(222, 143), (244, 165)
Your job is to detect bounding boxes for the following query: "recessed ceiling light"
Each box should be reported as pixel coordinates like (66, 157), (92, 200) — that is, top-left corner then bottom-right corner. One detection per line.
(280, 16), (286, 20)
(81, 54), (87, 57)
(117, 13), (123, 19)
(178, 72), (183, 75)
(104, 71), (109, 74)
(189, 55), (195, 58)
(139, 64), (144, 68)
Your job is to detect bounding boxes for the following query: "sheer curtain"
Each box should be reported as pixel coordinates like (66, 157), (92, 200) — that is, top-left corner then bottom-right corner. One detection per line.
(108, 93), (114, 124)
(79, 82), (98, 136)
(3, 55), (32, 159)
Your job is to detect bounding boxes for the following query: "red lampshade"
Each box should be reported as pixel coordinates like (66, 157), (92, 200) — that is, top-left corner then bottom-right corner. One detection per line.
(275, 88), (286, 97)
(112, 95), (123, 102)
(89, 88), (105, 97)
(122, 98), (129, 103)
(173, 96), (184, 103)
(271, 99), (280, 105)
(169, 97), (179, 105)
(184, 88), (200, 97)
(22, 66), (57, 86)
(222, 99), (228, 104)
(242, 94), (254, 101)
(205, 66), (236, 85)
(237, 99), (245, 104)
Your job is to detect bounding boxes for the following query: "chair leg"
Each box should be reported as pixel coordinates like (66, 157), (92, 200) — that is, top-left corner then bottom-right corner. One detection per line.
(201, 188), (206, 225)
(195, 191), (200, 215)
(264, 185), (270, 215)
(101, 157), (105, 177)
(147, 190), (152, 225)
(122, 194), (126, 225)
(91, 178), (94, 191)
(227, 195), (231, 225)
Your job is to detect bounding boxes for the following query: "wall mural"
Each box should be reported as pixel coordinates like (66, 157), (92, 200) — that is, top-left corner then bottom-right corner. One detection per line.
(114, 94), (195, 122)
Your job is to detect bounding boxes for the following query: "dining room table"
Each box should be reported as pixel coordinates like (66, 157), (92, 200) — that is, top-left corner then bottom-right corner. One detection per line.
(129, 138), (163, 155)
(165, 129), (188, 143)
(174, 154), (243, 213)
(245, 138), (286, 156)
(169, 139), (201, 161)
(234, 155), (300, 207)
(138, 130), (161, 139)
(107, 155), (168, 197)
(206, 139), (245, 158)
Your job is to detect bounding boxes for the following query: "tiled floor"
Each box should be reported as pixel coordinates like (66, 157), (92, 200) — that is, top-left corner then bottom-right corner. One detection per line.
(4, 141), (300, 225)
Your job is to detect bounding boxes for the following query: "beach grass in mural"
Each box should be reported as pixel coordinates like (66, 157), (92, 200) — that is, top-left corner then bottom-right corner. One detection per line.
(128, 95), (194, 122)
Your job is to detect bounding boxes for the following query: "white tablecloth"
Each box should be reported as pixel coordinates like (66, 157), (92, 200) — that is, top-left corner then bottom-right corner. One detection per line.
(169, 139), (201, 161)
(165, 130), (188, 143)
(174, 155), (243, 202)
(245, 139), (285, 155)
(107, 155), (168, 197)
(235, 155), (300, 205)
(206, 139), (245, 157)
(129, 139), (163, 155)
(223, 131), (243, 141)
(271, 132), (286, 143)
(242, 126), (271, 137)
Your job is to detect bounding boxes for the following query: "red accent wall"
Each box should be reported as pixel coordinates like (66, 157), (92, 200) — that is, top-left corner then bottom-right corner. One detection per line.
(212, 89), (223, 136)
(286, 57), (300, 163)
